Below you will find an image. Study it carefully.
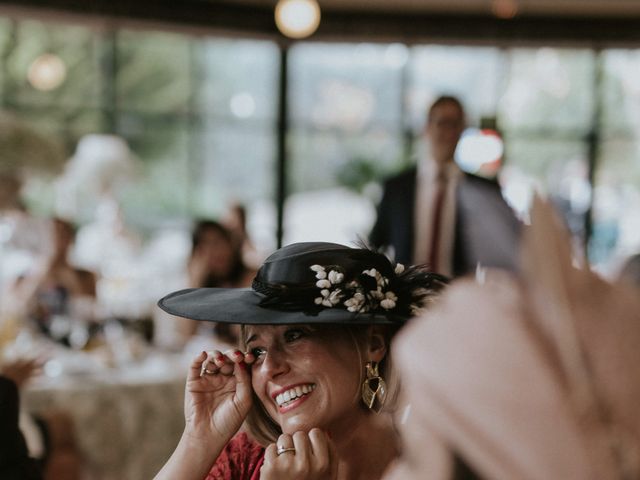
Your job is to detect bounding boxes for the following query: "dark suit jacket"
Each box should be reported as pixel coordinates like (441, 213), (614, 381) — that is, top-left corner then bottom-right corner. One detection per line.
(370, 167), (521, 277)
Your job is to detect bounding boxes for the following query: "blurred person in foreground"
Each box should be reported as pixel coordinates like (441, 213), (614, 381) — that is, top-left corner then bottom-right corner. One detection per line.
(384, 198), (640, 480)
(370, 95), (520, 277)
(6, 217), (96, 344)
(179, 220), (255, 346)
(0, 358), (43, 480)
(0, 357), (80, 480)
(618, 253), (640, 288)
(155, 242), (446, 479)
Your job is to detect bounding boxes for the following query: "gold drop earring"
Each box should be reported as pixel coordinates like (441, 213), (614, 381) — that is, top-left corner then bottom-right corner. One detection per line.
(361, 361), (387, 412)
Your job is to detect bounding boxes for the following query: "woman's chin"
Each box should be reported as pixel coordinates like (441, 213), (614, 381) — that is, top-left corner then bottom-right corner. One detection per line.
(280, 418), (321, 435)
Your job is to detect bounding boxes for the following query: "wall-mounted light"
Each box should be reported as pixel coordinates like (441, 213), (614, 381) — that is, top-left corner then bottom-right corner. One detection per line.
(27, 53), (67, 91)
(275, 0), (321, 39)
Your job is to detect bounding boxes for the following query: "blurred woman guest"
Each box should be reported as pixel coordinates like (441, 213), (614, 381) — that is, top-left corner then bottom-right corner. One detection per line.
(181, 220), (254, 345)
(223, 203), (262, 270)
(8, 217), (96, 345)
(155, 242), (446, 479)
(188, 220), (253, 290)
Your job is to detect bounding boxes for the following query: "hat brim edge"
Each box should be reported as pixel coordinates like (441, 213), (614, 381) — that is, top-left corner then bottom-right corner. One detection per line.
(158, 287), (404, 325)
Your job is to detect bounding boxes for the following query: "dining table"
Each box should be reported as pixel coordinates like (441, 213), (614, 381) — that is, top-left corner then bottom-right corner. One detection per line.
(22, 344), (188, 480)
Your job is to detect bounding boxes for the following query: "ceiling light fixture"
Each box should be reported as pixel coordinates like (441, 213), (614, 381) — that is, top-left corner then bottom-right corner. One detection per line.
(275, 0), (321, 39)
(27, 53), (67, 91)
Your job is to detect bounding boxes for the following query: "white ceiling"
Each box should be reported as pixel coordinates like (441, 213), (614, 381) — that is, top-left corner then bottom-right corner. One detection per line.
(227, 0), (640, 17)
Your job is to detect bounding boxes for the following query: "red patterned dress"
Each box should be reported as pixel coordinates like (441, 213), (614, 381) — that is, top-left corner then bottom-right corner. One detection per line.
(205, 433), (265, 480)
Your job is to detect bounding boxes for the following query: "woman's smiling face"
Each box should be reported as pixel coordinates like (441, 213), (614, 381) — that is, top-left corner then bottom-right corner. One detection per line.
(246, 324), (364, 435)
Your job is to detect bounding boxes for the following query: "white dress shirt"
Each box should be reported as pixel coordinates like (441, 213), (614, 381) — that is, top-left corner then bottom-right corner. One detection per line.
(413, 157), (462, 277)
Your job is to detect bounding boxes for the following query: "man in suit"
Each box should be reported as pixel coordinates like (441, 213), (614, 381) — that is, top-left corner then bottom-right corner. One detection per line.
(370, 96), (520, 277)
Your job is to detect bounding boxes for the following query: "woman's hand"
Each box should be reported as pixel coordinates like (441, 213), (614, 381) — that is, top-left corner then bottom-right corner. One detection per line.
(261, 429), (338, 480)
(1, 357), (43, 388)
(183, 349), (255, 446)
(156, 350), (255, 480)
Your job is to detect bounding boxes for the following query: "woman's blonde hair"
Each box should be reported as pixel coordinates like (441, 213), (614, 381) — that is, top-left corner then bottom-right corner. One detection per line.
(239, 323), (401, 446)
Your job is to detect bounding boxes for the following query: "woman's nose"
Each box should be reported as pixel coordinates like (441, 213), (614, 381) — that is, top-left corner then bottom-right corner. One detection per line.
(260, 348), (290, 378)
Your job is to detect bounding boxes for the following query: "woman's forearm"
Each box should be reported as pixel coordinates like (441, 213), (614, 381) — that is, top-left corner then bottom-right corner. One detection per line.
(154, 431), (225, 480)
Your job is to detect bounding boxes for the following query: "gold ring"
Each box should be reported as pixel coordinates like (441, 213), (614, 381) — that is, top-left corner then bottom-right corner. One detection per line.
(276, 446), (296, 456)
(201, 367), (217, 375)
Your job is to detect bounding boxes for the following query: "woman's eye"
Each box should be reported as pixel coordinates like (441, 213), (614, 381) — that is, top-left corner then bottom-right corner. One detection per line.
(284, 329), (305, 343)
(250, 347), (266, 357)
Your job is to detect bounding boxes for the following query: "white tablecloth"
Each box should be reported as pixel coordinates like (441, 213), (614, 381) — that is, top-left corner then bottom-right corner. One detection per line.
(23, 353), (187, 480)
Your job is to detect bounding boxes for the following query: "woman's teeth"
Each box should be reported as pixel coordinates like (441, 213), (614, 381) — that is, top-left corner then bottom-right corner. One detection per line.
(276, 384), (316, 407)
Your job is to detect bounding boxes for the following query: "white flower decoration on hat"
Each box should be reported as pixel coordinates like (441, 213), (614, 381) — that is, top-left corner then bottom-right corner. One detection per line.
(344, 292), (366, 312)
(310, 264), (327, 279)
(309, 263), (401, 314)
(315, 287), (344, 307)
(328, 270), (344, 284)
(380, 291), (398, 310)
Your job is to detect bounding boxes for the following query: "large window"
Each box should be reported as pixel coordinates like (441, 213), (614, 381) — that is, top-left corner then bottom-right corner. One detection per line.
(407, 46), (503, 129)
(498, 48), (595, 247)
(593, 50), (640, 265)
(1, 15), (639, 270)
(286, 43), (406, 245)
(194, 39), (279, 249)
(0, 20), (278, 251)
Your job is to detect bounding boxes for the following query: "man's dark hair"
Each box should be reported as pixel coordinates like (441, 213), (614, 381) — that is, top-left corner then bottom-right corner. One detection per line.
(427, 95), (465, 123)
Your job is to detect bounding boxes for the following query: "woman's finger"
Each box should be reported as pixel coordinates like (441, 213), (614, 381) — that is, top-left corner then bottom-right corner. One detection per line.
(188, 351), (208, 381)
(292, 430), (311, 466)
(308, 428), (330, 465)
(263, 443), (278, 464)
(200, 361), (219, 377)
(210, 350), (230, 367)
(243, 351), (256, 365)
(276, 433), (294, 453)
(210, 350), (235, 375)
(225, 349), (254, 367)
(228, 349), (256, 366)
(232, 359), (253, 404)
(200, 351), (227, 376)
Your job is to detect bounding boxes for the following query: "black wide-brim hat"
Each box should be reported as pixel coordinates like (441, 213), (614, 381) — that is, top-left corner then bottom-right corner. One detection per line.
(158, 242), (447, 326)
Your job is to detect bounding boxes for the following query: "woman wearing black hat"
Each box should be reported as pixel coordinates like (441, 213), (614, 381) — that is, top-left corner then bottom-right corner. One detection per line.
(155, 242), (446, 480)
